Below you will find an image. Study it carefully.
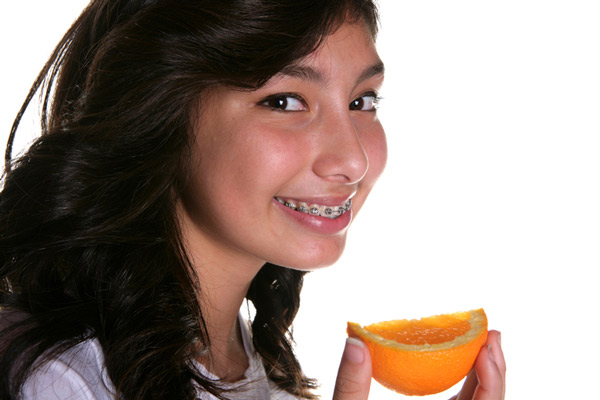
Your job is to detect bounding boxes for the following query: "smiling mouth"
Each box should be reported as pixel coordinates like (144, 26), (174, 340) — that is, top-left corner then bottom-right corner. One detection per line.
(274, 197), (352, 219)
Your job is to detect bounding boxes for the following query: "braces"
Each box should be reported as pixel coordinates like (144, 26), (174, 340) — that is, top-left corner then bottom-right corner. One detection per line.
(275, 197), (352, 219)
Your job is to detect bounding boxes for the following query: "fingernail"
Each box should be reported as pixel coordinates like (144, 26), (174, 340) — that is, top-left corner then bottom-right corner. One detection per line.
(488, 344), (496, 364)
(344, 337), (365, 364)
(497, 332), (502, 347)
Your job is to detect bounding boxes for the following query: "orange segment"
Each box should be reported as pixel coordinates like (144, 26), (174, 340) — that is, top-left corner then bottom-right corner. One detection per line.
(347, 309), (488, 396)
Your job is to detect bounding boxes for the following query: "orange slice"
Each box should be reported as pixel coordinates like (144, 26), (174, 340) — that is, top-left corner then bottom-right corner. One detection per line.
(347, 309), (488, 396)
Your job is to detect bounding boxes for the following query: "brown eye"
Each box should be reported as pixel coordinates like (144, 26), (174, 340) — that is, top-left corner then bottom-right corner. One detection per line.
(266, 97), (287, 109)
(350, 98), (365, 110)
(349, 92), (381, 111)
(260, 93), (307, 111)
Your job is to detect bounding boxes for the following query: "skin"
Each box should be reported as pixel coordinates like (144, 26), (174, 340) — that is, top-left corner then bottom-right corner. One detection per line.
(177, 21), (386, 381)
(177, 20), (506, 399)
(334, 330), (506, 400)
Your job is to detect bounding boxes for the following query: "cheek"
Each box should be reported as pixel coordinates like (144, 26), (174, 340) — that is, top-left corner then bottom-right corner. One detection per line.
(242, 130), (308, 187)
(214, 127), (308, 205)
(344, 125), (386, 218)
(365, 125), (388, 182)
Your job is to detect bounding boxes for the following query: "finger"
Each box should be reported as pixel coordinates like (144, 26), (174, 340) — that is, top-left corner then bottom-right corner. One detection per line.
(472, 331), (505, 400)
(453, 368), (478, 400)
(453, 330), (505, 400)
(485, 330), (506, 399)
(332, 337), (372, 400)
(487, 330), (506, 379)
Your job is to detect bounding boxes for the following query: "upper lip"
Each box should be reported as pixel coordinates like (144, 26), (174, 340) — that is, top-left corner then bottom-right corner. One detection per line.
(274, 194), (355, 207)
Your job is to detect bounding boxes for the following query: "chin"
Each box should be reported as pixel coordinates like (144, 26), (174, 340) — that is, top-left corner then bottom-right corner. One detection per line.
(279, 238), (347, 272)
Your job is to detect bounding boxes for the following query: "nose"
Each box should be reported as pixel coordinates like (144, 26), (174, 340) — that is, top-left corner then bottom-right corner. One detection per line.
(312, 110), (369, 184)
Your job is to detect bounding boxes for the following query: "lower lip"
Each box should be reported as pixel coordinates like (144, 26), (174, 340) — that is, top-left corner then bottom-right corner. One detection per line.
(273, 199), (352, 235)
(273, 199), (353, 235)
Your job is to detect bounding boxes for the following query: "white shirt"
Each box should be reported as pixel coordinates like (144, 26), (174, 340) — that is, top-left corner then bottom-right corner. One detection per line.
(21, 317), (299, 400)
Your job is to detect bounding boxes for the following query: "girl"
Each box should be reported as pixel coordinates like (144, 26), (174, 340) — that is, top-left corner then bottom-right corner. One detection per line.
(0, 1), (505, 399)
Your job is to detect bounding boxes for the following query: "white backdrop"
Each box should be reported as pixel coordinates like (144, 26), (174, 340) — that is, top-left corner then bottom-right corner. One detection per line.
(2, 1), (599, 399)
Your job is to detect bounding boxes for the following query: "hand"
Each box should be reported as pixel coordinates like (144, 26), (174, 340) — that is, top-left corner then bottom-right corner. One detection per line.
(332, 337), (372, 400)
(332, 330), (505, 400)
(450, 330), (506, 400)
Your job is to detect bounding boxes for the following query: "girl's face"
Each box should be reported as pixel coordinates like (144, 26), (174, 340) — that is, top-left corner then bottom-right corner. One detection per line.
(179, 22), (387, 272)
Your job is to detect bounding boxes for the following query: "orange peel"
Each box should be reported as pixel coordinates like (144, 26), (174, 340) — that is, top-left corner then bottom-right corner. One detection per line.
(347, 309), (488, 396)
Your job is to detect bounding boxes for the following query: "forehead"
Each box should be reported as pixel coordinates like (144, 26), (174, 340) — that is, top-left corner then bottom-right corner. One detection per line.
(276, 22), (383, 84)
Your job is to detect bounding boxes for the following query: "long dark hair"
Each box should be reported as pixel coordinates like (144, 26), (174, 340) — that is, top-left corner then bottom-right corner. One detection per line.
(0, 1), (379, 399)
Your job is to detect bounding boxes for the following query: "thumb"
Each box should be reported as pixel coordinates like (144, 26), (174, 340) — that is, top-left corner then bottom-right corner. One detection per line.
(333, 337), (372, 400)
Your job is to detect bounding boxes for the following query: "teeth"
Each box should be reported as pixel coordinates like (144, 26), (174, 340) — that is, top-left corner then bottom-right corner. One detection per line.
(297, 202), (309, 213)
(275, 197), (352, 219)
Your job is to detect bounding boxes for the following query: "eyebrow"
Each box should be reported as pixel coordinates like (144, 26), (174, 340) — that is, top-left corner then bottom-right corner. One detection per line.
(357, 61), (385, 84)
(279, 60), (385, 85)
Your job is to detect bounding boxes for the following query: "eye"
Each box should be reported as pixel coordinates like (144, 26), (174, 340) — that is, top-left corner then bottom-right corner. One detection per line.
(349, 91), (381, 111)
(259, 93), (307, 111)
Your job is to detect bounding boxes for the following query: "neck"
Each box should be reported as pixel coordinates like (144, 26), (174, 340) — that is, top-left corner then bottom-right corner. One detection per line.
(177, 202), (266, 380)
(191, 271), (254, 380)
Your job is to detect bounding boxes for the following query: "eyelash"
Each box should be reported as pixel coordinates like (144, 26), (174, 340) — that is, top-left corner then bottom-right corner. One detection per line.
(259, 93), (307, 112)
(258, 91), (382, 112)
(350, 91), (382, 112)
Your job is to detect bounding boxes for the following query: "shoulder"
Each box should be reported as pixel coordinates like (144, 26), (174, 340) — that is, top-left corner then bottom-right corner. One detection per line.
(268, 382), (305, 400)
(21, 337), (115, 400)
(238, 317), (303, 400)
